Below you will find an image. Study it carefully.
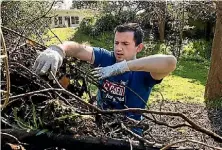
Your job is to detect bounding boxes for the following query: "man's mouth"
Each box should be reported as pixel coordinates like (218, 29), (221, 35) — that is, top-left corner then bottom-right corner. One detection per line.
(116, 53), (124, 57)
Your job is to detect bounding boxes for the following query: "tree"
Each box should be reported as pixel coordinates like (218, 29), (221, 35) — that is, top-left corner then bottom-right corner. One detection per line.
(71, 1), (102, 10)
(1, 1), (54, 44)
(204, 1), (222, 101)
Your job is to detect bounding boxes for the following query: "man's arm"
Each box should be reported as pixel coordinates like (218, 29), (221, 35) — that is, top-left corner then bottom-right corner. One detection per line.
(92, 54), (177, 80)
(33, 41), (95, 75)
(58, 41), (95, 64)
(127, 54), (177, 80)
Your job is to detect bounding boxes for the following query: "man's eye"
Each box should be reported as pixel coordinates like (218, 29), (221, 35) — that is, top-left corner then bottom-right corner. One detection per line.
(124, 43), (129, 45)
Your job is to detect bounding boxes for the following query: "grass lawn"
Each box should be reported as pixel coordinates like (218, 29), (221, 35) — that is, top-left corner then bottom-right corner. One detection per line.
(44, 27), (77, 46)
(45, 28), (210, 105)
(149, 59), (209, 104)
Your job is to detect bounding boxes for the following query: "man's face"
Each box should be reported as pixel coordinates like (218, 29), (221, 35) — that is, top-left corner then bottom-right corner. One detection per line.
(114, 31), (143, 62)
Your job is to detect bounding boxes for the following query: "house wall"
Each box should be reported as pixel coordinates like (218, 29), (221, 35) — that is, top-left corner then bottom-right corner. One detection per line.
(50, 9), (96, 28)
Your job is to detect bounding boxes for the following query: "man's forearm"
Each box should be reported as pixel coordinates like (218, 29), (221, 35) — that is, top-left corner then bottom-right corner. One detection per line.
(57, 41), (93, 63)
(57, 41), (83, 57)
(127, 54), (177, 73)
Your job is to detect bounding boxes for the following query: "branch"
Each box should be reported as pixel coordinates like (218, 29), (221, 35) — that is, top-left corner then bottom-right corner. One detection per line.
(45, 23), (63, 44)
(161, 139), (222, 150)
(26, 1), (55, 26)
(1, 129), (152, 150)
(3, 88), (59, 101)
(143, 114), (192, 128)
(3, 86), (222, 142)
(1, 26), (46, 48)
(120, 123), (156, 145)
(7, 62), (71, 106)
(97, 109), (222, 142)
(1, 132), (27, 145)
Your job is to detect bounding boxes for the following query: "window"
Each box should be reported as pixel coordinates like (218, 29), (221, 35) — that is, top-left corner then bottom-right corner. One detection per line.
(58, 16), (62, 24)
(71, 16), (79, 24)
(54, 17), (58, 25)
(75, 16), (79, 24)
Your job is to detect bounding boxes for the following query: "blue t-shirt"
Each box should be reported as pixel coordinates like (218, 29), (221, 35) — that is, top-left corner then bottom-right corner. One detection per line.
(93, 47), (162, 133)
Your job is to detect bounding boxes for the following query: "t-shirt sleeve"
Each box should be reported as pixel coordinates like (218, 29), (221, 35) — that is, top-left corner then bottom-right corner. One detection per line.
(144, 72), (163, 86)
(93, 47), (115, 67)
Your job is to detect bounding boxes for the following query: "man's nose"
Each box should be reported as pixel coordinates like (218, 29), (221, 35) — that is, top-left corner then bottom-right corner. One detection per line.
(115, 44), (123, 51)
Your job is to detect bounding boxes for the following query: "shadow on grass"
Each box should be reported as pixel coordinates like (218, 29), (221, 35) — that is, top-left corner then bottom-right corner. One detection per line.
(205, 99), (222, 144)
(172, 58), (210, 86)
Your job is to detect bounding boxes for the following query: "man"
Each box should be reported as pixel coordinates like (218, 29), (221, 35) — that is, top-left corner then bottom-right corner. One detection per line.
(33, 23), (177, 134)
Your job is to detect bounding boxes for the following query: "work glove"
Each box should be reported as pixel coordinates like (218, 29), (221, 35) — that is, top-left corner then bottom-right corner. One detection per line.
(92, 60), (130, 80)
(32, 45), (65, 77)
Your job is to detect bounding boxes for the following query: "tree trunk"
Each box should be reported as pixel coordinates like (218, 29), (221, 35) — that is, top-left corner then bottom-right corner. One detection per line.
(158, 17), (165, 42)
(204, 1), (222, 101)
(157, 1), (166, 42)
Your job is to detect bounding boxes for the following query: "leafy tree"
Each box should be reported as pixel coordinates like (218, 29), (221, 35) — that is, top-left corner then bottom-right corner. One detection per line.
(71, 0), (102, 10)
(1, 1), (54, 43)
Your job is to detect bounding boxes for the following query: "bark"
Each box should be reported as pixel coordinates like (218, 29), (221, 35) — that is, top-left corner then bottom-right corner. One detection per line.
(158, 17), (165, 42)
(1, 129), (170, 150)
(204, 1), (222, 101)
(157, 2), (166, 42)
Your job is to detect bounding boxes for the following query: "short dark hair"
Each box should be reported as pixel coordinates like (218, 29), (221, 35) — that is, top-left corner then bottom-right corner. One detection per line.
(114, 23), (144, 46)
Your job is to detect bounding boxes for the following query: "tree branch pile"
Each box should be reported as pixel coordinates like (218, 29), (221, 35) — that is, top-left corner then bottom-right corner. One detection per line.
(1, 27), (222, 150)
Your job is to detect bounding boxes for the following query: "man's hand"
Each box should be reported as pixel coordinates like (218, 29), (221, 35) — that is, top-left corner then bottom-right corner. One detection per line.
(32, 45), (65, 76)
(92, 60), (130, 80)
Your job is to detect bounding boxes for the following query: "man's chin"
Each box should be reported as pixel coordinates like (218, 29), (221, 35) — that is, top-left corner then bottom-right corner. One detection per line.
(116, 58), (124, 62)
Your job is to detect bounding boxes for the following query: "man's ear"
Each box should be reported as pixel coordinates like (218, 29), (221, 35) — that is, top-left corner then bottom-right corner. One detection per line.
(136, 43), (144, 53)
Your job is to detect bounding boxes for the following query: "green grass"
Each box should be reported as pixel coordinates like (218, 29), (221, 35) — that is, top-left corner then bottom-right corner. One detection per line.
(149, 58), (210, 104)
(71, 30), (114, 50)
(46, 28), (211, 104)
(44, 27), (77, 46)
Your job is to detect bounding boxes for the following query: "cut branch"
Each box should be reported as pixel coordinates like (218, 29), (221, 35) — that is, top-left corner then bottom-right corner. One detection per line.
(161, 139), (222, 150)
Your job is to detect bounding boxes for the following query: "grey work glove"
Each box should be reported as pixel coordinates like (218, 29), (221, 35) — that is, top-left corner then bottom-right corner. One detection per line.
(32, 45), (65, 77)
(92, 60), (130, 80)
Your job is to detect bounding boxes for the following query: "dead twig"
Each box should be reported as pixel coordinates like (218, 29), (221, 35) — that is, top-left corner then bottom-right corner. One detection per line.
(120, 123), (155, 146)
(161, 139), (222, 150)
(0, 28), (10, 109)
(98, 109), (222, 142)
(143, 114), (192, 128)
(1, 26), (46, 49)
(1, 132), (28, 145)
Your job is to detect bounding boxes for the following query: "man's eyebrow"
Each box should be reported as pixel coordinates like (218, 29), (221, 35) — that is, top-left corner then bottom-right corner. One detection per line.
(115, 41), (130, 43)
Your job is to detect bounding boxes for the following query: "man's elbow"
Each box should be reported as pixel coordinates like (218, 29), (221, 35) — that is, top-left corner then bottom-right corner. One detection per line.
(166, 55), (177, 72)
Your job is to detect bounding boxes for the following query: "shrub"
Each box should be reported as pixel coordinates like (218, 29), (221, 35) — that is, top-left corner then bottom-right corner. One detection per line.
(79, 10), (137, 36)
(91, 14), (119, 36)
(79, 17), (96, 35)
(182, 39), (212, 59)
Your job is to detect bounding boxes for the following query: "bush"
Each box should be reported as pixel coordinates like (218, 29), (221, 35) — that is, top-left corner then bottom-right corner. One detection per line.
(79, 10), (137, 36)
(93, 14), (119, 33)
(79, 17), (96, 35)
(180, 55), (207, 63)
(78, 15), (118, 36)
(137, 41), (172, 58)
(92, 11), (137, 35)
(182, 39), (212, 59)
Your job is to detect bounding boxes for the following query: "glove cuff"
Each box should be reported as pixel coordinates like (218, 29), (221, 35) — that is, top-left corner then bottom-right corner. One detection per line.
(49, 45), (66, 58)
(118, 60), (130, 73)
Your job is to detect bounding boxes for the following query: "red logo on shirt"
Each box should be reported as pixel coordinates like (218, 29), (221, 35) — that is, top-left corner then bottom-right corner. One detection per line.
(102, 80), (125, 96)
(101, 80), (126, 102)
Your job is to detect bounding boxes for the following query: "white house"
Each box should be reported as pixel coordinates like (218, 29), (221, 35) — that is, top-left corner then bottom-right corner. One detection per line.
(50, 9), (97, 28)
